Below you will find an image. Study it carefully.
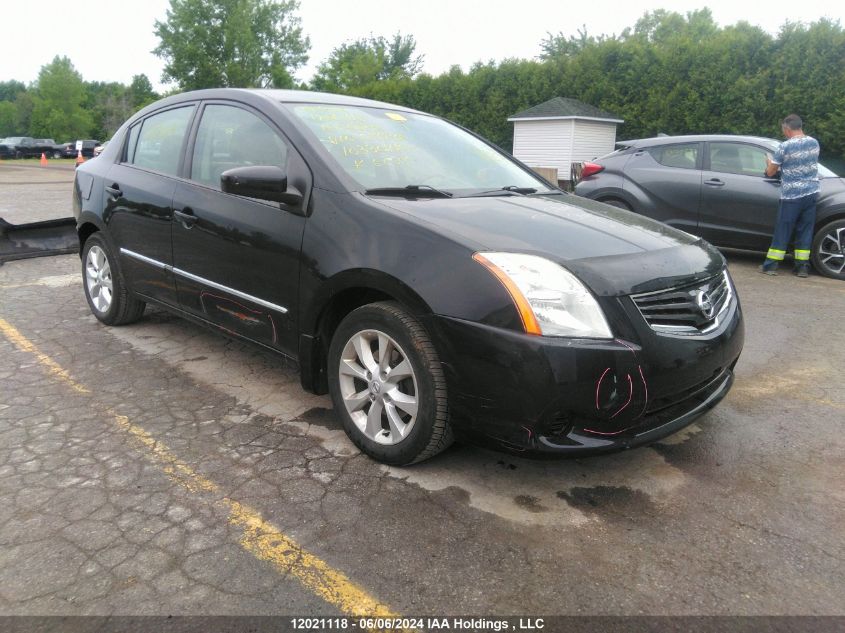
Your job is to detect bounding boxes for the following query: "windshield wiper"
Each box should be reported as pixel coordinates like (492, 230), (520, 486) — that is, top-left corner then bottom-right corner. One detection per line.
(364, 185), (453, 198)
(465, 185), (538, 197)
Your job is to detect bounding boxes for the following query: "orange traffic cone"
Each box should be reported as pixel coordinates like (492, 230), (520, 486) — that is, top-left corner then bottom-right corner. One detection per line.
(40, 152), (48, 166)
(75, 150), (85, 167)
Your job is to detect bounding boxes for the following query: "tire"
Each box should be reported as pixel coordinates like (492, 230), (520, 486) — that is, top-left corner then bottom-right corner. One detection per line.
(811, 219), (845, 280)
(53, 151), (62, 159)
(81, 233), (146, 325)
(327, 301), (452, 465)
(600, 198), (632, 211)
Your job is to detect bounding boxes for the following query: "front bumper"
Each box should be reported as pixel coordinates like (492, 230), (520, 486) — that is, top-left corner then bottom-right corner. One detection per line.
(423, 295), (744, 455)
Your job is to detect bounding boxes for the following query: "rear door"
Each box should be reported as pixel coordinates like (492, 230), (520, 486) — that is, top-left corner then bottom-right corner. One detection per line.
(170, 101), (308, 355)
(622, 142), (703, 233)
(699, 141), (781, 250)
(105, 104), (197, 307)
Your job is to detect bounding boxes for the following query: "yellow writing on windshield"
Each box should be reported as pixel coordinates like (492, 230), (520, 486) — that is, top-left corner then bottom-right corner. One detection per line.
(342, 143), (405, 157)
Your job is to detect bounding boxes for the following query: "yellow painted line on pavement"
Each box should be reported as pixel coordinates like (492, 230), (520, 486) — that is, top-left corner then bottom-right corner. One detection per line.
(0, 316), (398, 621)
(0, 317), (90, 395)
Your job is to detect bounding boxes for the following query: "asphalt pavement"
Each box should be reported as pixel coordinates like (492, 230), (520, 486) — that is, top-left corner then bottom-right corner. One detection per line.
(0, 163), (842, 627)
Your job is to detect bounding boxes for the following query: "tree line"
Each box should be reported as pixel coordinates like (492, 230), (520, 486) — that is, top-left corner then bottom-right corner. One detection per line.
(340, 10), (845, 164)
(1, 2), (843, 166)
(0, 61), (158, 142)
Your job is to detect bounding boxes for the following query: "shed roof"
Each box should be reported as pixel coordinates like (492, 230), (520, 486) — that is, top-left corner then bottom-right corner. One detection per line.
(508, 97), (623, 123)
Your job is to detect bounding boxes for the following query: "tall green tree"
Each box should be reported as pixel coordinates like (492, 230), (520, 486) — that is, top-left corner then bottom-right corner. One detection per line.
(770, 19), (845, 158)
(29, 56), (93, 141)
(311, 33), (423, 93)
(0, 80), (29, 136)
(85, 81), (134, 141)
(128, 74), (158, 109)
(0, 80), (26, 103)
(0, 102), (17, 137)
(540, 27), (614, 59)
(154, 0), (310, 90)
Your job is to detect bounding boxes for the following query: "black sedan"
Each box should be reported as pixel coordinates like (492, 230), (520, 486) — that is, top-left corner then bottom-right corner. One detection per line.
(574, 134), (845, 279)
(73, 90), (744, 465)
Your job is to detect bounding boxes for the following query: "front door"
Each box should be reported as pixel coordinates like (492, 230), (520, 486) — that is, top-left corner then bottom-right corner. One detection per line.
(171, 102), (307, 355)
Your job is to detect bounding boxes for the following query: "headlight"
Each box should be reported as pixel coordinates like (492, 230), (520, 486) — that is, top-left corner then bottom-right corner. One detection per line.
(474, 252), (613, 339)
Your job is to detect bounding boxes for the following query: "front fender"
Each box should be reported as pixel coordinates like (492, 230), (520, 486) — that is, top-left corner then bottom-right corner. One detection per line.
(301, 268), (433, 337)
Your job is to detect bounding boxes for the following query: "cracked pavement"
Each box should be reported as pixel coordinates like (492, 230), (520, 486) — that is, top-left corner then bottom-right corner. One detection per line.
(0, 172), (843, 617)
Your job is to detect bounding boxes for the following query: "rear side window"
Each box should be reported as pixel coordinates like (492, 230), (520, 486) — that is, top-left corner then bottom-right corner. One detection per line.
(649, 143), (699, 170)
(127, 106), (195, 176)
(709, 142), (768, 177)
(190, 104), (288, 189)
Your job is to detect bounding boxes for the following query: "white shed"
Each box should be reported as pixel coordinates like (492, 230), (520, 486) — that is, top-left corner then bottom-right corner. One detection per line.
(508, 97), (623, 183)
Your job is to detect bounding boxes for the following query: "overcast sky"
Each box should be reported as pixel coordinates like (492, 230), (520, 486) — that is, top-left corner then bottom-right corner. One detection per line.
(1, 0), (842, 91)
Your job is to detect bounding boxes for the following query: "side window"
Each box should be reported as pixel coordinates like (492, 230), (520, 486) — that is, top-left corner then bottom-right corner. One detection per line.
(190, 104), (288, 189)
(127, 106), (195, 176)
(709, 142), (768, 177)
(649, 143), (699, 170)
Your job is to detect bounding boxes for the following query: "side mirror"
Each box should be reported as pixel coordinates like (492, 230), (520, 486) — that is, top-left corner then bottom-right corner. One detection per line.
(220, 165), (303, 206)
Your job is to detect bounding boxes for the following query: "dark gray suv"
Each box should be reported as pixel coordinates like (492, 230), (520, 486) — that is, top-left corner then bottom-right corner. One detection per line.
(574, 134), (845, 279)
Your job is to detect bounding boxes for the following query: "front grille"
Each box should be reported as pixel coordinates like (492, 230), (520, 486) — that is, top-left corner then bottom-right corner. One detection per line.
(631, 270), (733, 335)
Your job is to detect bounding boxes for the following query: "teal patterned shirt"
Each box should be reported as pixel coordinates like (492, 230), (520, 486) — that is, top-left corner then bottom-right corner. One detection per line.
(772, 135), (820, 200)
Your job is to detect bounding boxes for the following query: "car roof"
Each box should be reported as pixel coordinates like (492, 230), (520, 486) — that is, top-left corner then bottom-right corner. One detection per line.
(149, 88), (424, 116)
(618, 134), (778, 148)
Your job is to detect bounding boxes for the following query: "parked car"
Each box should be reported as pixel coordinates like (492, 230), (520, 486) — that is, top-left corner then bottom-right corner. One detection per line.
(59, 139), (102, 158)
(0, 136), (36, 158)
(30, 138), (61, 158)
(73, 89), (744, 464)
(574, 134), (845, 279)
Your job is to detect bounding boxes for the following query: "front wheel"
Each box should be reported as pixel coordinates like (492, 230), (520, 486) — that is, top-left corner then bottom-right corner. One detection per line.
(328, 302), (452, 465)
(82, 233), (146, 325)
(811, 219), (845, 280)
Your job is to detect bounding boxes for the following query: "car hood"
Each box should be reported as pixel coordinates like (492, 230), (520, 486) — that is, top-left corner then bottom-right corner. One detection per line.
(374, 193), (725, 296)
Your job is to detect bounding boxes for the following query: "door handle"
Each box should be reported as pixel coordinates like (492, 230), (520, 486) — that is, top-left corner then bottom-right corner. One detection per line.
(173, 208), (197, 229)
(704, 179), (725, 187)
(105, 184), (123, 199)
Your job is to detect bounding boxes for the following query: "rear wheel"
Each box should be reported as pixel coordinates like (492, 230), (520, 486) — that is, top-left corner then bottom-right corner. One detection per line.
(811, 219), (845, 280)
(52, 150), (62, 159)
(82, 233), (146, 325)
(328, 301), (452, 465)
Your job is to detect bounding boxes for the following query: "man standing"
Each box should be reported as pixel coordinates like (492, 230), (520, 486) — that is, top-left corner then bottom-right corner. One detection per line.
(761, 114), (820, 277)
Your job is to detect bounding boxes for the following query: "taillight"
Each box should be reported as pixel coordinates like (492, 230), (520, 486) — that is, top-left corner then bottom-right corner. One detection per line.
(580, 162), (605, 178)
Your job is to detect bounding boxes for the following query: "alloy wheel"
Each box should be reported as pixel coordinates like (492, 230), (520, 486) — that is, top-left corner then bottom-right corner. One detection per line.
(85, 245), (113, 313)
(338, 329), (418, 446)
(818, 226), (845, 276)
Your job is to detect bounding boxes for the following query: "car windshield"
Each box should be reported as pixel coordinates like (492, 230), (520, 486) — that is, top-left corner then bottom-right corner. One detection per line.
(1, 137), (24, 143)
(288, 103), (552, 195)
